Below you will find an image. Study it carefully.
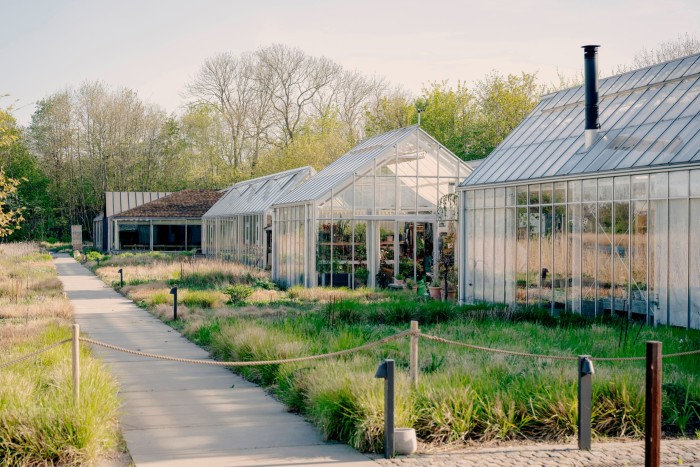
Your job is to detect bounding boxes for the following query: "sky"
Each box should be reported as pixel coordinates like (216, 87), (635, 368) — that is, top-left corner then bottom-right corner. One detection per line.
(2, 0), (699, 125)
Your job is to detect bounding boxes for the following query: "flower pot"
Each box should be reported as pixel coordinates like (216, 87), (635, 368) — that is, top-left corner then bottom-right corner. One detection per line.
(394, 279), (404, 286)
(428, 286), (442, 300)
(446, 288), (456, 301)
(394, 427), (417, 455)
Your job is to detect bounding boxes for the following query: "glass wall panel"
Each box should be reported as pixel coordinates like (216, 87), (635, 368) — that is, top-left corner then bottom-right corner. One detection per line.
(612, 201), (630, 315)
(581, 202), (597, 316)
(474, 208), (484, 298)
(649, 199), (668, 324)
(483, 207), (495, 302)
(378, 221), (395, 282)
(494, 208), (506, 303)
(668, 199), (689, 326)
(553, 205), (567, 310)
(505, 207), (516, 304)
(597, 202), (614, 314)
(516, 206), (528, 303)
(631, 200), (649, 319)
(569, 203), (582, 313)
(527, 205), (541, 304)
(352, 221), (368, 288)
(690, 199), (700, 329)
(540, 204), (553, 308)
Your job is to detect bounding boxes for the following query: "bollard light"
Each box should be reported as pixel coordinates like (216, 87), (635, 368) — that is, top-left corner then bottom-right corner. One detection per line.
(581, 357), (595, 376)
(578, 355), (594, 451)
(374, 359), (395, 459)
(169, 287), (178, 320)
(117, 268), (123, 288)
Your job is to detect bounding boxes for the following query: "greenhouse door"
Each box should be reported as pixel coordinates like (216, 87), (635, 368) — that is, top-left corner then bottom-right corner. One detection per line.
(368, 220), (434, 288)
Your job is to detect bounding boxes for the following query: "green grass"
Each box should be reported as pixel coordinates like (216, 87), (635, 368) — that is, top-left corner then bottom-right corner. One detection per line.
(192, 302), (700, 451)
(92, 255), (700, 452)
(0, 242), (123, 465)
(0, 322), (121, 465)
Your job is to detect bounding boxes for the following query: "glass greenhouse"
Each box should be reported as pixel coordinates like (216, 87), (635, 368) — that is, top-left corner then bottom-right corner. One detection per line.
(459, 51), (700, 329)
(271, 126), (472, 288)
(201, 167), (314, 268)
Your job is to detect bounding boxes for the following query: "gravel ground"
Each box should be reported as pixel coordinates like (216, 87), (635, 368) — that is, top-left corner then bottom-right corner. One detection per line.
(373, 439), (700, 466)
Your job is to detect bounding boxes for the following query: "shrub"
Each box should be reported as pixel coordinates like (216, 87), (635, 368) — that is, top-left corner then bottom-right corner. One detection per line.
(224, 284), (254, 305)
(182, 290), (223, 308)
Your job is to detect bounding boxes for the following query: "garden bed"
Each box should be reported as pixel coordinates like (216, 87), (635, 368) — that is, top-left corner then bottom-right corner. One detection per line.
(91, 252), (700, 452)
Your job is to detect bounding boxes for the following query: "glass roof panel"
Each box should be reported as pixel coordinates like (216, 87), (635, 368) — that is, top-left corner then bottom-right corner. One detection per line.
(668, 117), (700, 163)
(668, 55), (700, 80)
(617, 68), (650, 93)
(648, 59), (682, 85)
(605, 72), (634, 95)
(627, 82), (678, 127)
(684, 56), (700, 77)
(461, 55), (700, 188)
(611, 87), (657, 129)
(598, 74), (620, 96)
(615, 120), (680, 169)
(634, 63), (665, 88)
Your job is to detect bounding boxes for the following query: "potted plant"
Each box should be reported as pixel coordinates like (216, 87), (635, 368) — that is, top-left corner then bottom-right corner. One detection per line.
(394, 273), (405, 286)
(354, 266), (369, 288)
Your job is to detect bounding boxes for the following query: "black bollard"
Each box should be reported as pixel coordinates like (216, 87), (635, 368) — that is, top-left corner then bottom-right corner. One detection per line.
(374, 359), (395, 459)
(169, 287), (178, 320)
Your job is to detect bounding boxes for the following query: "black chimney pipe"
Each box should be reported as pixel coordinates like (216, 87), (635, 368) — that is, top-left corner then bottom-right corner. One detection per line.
(583, 45), (600, 130)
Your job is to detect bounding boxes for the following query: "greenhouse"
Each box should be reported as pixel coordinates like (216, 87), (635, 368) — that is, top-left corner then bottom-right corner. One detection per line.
(112, 189), (222, 252)
(201, 166), (314, 268)
(271, 125), (472, 289)
(459, 47), (700, 329)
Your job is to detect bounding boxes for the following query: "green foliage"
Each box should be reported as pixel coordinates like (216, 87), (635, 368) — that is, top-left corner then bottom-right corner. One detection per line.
(0, 326), (121, 465)
(224, 284), (254, 305)
(182, 290), (222, 308)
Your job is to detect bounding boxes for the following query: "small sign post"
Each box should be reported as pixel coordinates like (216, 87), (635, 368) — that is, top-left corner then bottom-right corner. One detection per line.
(71, 225), (83, 253)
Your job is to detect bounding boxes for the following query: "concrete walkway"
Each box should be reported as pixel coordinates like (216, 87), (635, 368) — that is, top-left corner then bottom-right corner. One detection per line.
(55, 256), (377, 467)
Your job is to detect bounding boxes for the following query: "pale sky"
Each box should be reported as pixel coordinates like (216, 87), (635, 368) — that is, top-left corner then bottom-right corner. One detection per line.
(2, 0), (699, 125)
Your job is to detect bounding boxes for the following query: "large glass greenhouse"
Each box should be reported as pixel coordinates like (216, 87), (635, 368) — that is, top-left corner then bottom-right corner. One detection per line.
(201, 167), (314, 268)
(459, 48), (700, 329)
(271, 126), (472, 288)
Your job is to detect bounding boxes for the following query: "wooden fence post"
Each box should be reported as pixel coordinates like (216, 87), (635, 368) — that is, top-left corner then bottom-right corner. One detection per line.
(72, 324), (80, 405)
(410, 321), (419, 388)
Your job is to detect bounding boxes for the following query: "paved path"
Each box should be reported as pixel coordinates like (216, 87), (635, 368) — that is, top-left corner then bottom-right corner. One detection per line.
(55, 256), (376, 467)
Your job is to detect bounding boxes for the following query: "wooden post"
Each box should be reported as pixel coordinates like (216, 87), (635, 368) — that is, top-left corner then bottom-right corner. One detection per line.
(410, 321), (419, 388)
(645, 341), (662, 467)
(72, 324), (80, 405)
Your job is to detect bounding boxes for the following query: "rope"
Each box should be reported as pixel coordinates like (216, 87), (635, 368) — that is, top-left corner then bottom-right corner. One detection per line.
(418, 332), (700, 362)
(80, 330), (411, 366)
(592, 348), (700, 362)
(417, 332), (579, 361)
(0, 339), (72, 370)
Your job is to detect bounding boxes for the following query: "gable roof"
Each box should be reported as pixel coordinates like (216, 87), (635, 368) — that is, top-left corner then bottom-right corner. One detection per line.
(273, 125), (472, 206)
(203, 166), (315, 218)
(462, 53), (700, 187)
(114, 190), (223, 219)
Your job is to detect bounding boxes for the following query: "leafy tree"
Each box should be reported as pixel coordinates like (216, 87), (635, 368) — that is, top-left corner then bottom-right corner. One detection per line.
(364, 88), (416, 137)
(0, 108), (27, 237)
(415, 81), (474, 159)
(465, 72), (541, 159)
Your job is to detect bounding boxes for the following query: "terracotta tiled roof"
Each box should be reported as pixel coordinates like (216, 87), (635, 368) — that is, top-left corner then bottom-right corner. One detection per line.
(113, 190), (224, 219)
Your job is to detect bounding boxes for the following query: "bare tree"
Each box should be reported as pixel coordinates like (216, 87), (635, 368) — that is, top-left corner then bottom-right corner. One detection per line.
(255, 44), (340, 146)
(633, 33), (700, 68)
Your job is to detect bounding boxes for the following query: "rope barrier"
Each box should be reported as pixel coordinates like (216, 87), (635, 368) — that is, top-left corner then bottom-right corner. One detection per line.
(80, 330), (411, 366)
(3, 329), (696, 371)
(417, 332), (580, 361)
(417, 332), (700, 362)
(0, 339), (72, 370)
